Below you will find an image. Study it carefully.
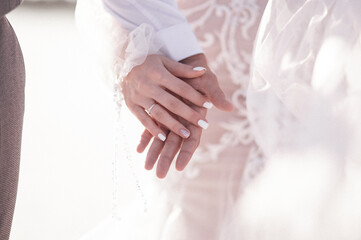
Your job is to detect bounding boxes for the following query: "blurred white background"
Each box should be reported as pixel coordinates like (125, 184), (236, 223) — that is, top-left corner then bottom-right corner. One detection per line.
(7, 2), (117, 239)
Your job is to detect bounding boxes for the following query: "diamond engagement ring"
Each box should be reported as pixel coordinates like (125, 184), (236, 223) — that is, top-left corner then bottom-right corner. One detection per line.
(145, 103), (156, 115)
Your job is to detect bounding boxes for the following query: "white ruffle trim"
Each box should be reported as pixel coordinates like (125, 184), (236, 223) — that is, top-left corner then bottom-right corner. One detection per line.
(118, 23), (162, 79)
(75, 0), (163, 88)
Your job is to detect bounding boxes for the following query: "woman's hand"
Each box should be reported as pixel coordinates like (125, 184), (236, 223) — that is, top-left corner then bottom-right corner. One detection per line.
(122, 54), (211, 141)
(135, 54), (234, 178)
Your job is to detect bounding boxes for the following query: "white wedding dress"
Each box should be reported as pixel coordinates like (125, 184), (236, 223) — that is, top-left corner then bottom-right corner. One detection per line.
(77, 0), (361, 239)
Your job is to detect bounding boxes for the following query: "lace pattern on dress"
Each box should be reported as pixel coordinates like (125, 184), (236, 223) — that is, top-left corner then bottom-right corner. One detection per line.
(178, 0), (266, 181)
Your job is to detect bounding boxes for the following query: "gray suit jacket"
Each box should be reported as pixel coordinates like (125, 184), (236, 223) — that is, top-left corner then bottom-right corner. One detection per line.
(0, 1), (25, 239)
(0, 0), (22, 17)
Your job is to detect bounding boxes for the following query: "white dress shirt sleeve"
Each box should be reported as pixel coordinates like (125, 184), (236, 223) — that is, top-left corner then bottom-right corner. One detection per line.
(102, 0), (203, 61)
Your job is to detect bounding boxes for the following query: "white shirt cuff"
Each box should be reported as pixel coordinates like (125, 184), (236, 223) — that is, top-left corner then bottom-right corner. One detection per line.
(156, 22), (203, 61)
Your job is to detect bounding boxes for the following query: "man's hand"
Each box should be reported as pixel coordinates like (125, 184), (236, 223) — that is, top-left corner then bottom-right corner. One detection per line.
(180, 53), (234, 112)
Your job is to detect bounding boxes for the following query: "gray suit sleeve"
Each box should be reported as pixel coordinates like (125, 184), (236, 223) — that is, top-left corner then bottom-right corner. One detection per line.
(0, 0), (22, 18)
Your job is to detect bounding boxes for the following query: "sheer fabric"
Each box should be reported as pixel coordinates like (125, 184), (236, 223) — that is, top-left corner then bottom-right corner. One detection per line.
(78, 0), (361, 239)
(240, 0), (361, 239)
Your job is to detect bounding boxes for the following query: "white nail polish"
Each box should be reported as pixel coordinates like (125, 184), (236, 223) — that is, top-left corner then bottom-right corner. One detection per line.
(203, 102), (213, 109)
(193, 66), (206, 71)
(180, 129), (190, 138)
(198, 120), (209, 129)
(158, 133), (166, 142)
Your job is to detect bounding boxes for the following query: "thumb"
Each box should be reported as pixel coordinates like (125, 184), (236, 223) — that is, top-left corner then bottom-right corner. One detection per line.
(162, 57), (206, 79)
(205, 81), (234, 112)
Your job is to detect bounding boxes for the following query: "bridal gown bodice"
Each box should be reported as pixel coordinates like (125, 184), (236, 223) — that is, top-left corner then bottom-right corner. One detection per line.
(177, 0), (267, 178)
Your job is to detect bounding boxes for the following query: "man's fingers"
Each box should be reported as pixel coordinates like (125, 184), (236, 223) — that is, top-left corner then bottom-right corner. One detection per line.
(130, 105), (167, 142)
(176, 121), (203, 171)
(156, 132), (183, 178)
(162, 56), (206, 79)
(137, 129), (153, 153)
(209, 86), (234, 112)
(145, 138), (165, 170)
(150, 90), (209, 131)
(198, 74), (234, 112)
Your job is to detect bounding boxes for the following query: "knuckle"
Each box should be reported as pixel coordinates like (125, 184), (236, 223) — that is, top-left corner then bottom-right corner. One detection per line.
(156, 89), (167, 100)
(147, 67), (162, 81)
(176, 82), (189, 93)
(136, 78), (145, 91)
(152, 108), (165, 121)
(168, 99), (179, 110)
(137, 80), (150, 92)
(147, 86), (158, 97)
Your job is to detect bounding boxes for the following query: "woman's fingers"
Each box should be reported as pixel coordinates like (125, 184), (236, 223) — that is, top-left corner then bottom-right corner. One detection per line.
(122, 54), (214, 141)
(162, 60), (232, 112)
(130, 105), (167, 142)
(160, 57), (213, 109)
(144, 102), (192, 138)
(160, 74), (213, 110)
(147, 88), (209, 130)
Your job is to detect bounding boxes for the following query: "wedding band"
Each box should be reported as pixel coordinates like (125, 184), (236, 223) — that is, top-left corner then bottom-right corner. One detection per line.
(145, 103), (156, 115)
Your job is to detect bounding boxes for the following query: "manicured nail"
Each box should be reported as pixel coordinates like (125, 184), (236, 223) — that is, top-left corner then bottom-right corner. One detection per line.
(203, 102), (213, 109)
(198, 120), (209, 129)
(158, 133), (166, 142)
(180, 129), (190, 138)
(193, 66), (206, 71)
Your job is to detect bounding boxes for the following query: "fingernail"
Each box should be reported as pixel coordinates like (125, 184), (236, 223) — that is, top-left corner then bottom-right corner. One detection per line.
(180, 129), (190, 138)
(158, 133), (166, 141)
(203, 102), (213, 109)
(193, 66), (206, 71)
(198, 120), (209, 129)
